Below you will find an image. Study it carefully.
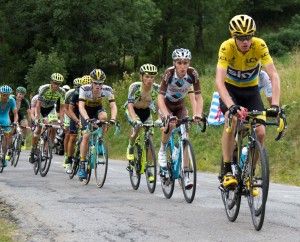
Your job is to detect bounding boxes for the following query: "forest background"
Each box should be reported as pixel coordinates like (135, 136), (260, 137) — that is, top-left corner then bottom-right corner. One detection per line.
(0, 0), (299, 185)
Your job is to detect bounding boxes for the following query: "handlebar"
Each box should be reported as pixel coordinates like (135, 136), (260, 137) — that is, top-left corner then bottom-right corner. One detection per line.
(225, 107), (287, 141)
(163, 115), (207, 134)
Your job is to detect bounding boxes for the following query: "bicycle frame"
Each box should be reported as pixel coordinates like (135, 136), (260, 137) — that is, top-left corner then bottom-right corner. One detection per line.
(168, 123), (189, 179)
(87, 123), (105, 169)
(135, 125), (154, 175)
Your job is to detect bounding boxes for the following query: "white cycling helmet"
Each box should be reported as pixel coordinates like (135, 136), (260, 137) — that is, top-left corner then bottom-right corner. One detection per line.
(172, 48), (192, 60)
(62, 85), (70, 91)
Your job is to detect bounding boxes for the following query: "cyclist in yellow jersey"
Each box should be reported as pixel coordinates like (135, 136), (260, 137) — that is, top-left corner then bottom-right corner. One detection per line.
(216, 15), (281, 189)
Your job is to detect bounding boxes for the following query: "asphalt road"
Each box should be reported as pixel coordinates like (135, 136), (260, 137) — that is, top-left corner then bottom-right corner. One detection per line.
(0, 151), (299, 242)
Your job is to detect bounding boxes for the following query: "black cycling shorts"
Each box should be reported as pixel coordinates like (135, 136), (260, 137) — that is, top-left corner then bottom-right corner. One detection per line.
(41, 106), (55, 118)
(219, 83), (264, 114)
(134, 107), (151, 123)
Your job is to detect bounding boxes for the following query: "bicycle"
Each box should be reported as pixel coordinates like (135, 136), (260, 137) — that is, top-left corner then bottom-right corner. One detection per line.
(0, 125), (13, 173)
(82, 119), (120, 188)
(69, 128), (82, 180)
(218, 108), (287, 231)
(10, 125), (27, 167)
(128, 120), (162, 194)
(29, 122), (61, 177)
(160, 116), (206, 203)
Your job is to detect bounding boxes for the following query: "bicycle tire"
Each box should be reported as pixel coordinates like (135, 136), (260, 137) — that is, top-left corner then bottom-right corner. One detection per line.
(129, 143), (142, 190)
(39, 139), (53, 177)
(83, 149), (92, 185)
(145, 137), (157, 194)
(95, 142), (108, 188)
(0, 158), (4, 173)
(161, 143), (175, 199)
(12, 134), (22, 167)
(181, 140), (197, 203)
(247, 140), (269, 231)
(220, 157), (241, 222)
(69, 157), (79, 179)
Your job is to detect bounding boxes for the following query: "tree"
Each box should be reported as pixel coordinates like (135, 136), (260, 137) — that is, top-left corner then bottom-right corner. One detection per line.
(25, 51), (67, 93)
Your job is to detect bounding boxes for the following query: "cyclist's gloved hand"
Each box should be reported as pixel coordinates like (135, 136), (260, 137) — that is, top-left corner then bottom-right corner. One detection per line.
(109, 119), (116, 125)
(193, 115), (202, 123)
(228, 104), (241, 116)
(267, 105), (280, 117)
(133, 119), (142, 128)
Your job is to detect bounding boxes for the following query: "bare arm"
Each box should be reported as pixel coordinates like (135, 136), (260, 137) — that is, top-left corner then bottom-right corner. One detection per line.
(127, 103), (138, 121)
(189, 92), (203, 117)
(215, 67), (234, 108)
(13, 108), (18, 123)
(35, 100), (42, 121)
(68, 105), (80, 124)
(264, 63), (280, 106)
(157, 94), (170, 118)
(109, 101), (117, 120)
(79, 101), (89, 121)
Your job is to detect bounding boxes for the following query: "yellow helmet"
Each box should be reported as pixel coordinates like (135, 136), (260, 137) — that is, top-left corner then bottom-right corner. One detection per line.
(90, 68), (106, 83)
(73, 77), (82, 87)
(51, 73), (64, 83)
(80, 75), (92, 85)
(140, 64), (158, 75)
(229, 14), (256, 37)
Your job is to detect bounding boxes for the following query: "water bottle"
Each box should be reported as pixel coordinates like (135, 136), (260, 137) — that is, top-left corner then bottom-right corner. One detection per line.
(239, 146), (248, 169)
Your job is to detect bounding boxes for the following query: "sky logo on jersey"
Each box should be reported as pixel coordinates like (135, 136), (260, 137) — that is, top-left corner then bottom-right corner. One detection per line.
(227, 64), (260, 82)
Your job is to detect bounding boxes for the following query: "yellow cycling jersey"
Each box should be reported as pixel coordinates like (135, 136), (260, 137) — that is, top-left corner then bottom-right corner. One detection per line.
(217, 37), (273, 87)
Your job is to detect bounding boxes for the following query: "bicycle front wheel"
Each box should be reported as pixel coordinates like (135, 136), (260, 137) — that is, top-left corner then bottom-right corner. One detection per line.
(247, 141), (269, 231)
(129, 144), (141, 190)
(39, 139), (53, 177)
(94, 142), (108, 188)
(219, 156), (241, 222)
(180, 140), (197, 203)
(160, 143), (175, 199)
(11, 134), (22, 167)
(0, 157), (4, 173)
(145, 138), (157, 194)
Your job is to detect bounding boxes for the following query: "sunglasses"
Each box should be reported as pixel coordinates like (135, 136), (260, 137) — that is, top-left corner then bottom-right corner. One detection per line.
(176, 60), (189, 65)
(52, 81), (61, 86)
(93, 82), (102, 86)
(235, 35), (253, 41)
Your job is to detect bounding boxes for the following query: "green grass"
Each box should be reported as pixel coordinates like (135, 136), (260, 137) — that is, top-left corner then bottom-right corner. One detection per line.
(106, 50), (300, 186)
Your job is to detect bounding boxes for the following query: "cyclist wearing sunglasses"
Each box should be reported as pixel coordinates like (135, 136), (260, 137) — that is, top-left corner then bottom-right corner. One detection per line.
(157, 48), (204, 183)
(29, 73), (66, 163)
(77, 68), (117, 179)
(124, 64), (160, 173)
(216, 15), (281, 189)
(64, 76), (92, 174)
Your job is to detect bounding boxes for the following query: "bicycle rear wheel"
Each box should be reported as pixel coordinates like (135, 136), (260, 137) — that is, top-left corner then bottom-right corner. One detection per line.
(247, 141), (269, 231)
(39, 138), (53, 177)
(129, 144), (141, 190)
(145, 138), (157, 194)
(160, 143), (175, 199)
(180, 140), (197, 203)
(95, 142), (108, 188)
(219, 157), (241, 222)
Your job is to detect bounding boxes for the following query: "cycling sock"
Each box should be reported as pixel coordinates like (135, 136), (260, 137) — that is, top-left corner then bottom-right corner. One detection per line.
(224, 162), (232, 174)
(160, 142), (167, 152)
